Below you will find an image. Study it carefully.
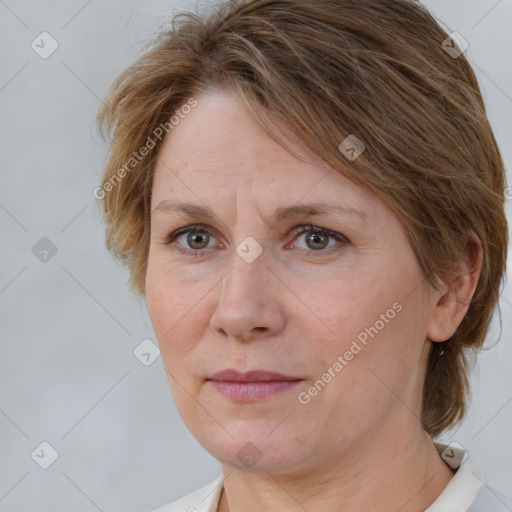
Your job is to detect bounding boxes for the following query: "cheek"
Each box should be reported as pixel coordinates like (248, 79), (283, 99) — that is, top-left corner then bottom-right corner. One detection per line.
(310, 273), (395, 343)
(145, 261), (211, 363)
(315, 265), (427, 377)
(305, 293), (427, 433)
(333, 287), (429, 404)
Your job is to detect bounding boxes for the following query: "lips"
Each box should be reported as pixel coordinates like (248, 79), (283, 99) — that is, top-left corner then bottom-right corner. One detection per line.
(208, 369), (302, 382)
(207, 369), (304, 402)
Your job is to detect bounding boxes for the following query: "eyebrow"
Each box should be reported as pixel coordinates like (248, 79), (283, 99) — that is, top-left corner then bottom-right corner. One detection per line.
(152, 200), (367, 223)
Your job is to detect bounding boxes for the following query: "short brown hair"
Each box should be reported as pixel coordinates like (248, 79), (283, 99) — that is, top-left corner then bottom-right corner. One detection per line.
(96, 0), (508, 437)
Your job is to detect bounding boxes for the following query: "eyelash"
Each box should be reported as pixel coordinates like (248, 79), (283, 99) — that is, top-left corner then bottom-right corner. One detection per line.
(161, 223), (348, 257)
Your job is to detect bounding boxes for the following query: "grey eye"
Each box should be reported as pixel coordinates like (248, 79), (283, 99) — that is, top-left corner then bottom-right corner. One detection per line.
(304, 230), (330, 250)
(184, 229), (211, 250)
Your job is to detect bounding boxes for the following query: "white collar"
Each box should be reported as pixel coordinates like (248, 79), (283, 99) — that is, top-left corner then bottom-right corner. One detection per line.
(425, 442), (484, 511)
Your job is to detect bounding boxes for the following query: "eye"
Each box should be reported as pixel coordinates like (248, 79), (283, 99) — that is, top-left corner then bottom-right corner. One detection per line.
(161, 224), (347, 256)
(163, 224), (221, 255)
(287, 226), (347, 254)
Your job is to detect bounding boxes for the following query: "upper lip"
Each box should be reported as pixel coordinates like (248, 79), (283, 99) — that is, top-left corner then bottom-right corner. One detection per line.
(208, 369), (303, 382)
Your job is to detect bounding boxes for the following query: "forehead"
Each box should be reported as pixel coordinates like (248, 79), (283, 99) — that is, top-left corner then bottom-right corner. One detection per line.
(151, 90), (379, 220)
(155, 91), (327, 177)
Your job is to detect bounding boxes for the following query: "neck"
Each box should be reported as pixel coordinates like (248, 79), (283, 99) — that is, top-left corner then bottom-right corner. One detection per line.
(218, 426), (455, 512)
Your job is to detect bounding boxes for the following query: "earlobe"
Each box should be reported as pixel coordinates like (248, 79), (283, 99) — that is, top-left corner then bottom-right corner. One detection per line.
(427, 234), (483, 343)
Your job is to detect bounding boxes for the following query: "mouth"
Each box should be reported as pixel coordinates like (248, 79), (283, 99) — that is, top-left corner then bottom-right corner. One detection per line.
(207, 369), (305, 402)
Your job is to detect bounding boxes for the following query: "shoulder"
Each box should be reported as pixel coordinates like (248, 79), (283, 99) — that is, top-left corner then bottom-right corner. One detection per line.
(147, 474), (224, 512)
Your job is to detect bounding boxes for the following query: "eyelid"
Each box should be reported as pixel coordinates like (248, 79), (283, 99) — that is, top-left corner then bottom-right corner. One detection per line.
(163, 223), (212, 244)
(289, 224), (346, 242)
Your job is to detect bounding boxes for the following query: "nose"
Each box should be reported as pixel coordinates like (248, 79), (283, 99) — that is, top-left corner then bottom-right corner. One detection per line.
(209, 252), (286, 343)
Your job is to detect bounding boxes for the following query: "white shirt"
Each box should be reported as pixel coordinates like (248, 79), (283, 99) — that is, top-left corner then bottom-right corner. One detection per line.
(150, 442), (511, 512)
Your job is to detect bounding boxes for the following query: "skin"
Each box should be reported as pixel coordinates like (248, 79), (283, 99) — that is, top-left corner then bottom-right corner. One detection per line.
(145, 89), (482, 511)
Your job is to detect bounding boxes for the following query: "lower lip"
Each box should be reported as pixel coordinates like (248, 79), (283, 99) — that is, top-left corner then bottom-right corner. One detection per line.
(209, 380), (303, 401)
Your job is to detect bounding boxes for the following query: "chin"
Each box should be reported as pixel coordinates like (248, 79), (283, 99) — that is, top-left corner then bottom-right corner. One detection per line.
(194, 422), (317, 475)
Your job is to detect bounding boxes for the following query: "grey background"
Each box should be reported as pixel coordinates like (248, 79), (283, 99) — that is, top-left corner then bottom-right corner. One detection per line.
(0, 1), (511, 511)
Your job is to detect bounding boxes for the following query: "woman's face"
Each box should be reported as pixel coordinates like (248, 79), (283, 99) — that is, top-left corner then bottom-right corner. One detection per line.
(146, 90), (436, 474)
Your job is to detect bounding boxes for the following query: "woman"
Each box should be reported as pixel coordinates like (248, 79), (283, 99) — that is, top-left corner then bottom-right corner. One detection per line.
(96, 0), (510, 510)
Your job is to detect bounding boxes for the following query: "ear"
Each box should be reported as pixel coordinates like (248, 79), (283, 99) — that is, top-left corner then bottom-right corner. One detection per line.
(427, 233), (483, 343)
